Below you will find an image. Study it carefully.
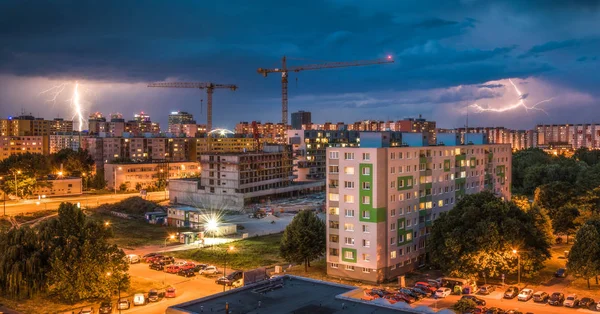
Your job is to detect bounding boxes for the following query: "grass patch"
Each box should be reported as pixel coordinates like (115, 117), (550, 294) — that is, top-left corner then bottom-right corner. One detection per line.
(172, 233), (284, 270)
(0, 218), (11, 231)
(97, 196), (164, 216)
(88, 212), (192, 249)
(13, 210), (57, 224)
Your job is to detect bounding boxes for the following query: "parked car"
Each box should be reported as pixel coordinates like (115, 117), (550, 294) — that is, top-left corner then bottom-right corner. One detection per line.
(384, 294), (407, 304)
(362, 289), (381, 301)
(199, 265), (219, 275)
(180, 263), (196, 271)
(555, 268), (567, 278)
(150, 262), (165, 271)
(165, 265), (181, 274)
(579, 297), (595, 308)
(461, 295), (486, 306)
(194, 264), (208, 272)
(479, 285), (495, 295)
(532, 291), (549, 302)
(173, 260), (188, 267)
(517, 289), (533, 302)
(117, 298), (130, 310)
(435, 287), (452, 298)
(142, 252), (158, 262)
(505, 310), (523, 314)
(412, 286), (434, 297)
(564, 294), (579, 308)
(178, 268), (196, 277)
(159, 256), (175, 264)
(407, 287), (427, 298)
(596, 301), (600, 311)
(415, 281), (437, 293)
(485, 307), (505, 314)
(394, 292), (416, 304)
(548, 292), (565, 306)
(78, 308), (94, 314)
(399, 288), (422, 300)
(98, 301), (112, 314)
(125, 254), (141, 264)
(216, 276), (234, 285)
(503, 286), (519, 299)
(145, 255), (164, 264)
(165, 287), (177, 298)
(133, 293), (147, 306)
(228, 270), (243, 281)
(148, 289), (159, 302)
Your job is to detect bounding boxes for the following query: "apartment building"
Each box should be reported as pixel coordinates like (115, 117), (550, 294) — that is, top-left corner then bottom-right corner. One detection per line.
(291, 111), (311, 130)
(0, 136), (48, 160)
(536, 124), (600, 150)
(235, 121), (289, 142)
(326, 139), (511, 283)
(0, 115), (51, 137)
(169, 145), (323, 210)
(35, 177), (82, 197)
(49, 132), (85, 153)
(104, 161), (200, 190)
(49, 118), (74, 134)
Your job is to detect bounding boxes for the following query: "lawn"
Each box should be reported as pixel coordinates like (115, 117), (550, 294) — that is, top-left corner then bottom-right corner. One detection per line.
(0, 218), (11, 231)
(172, 233), (284, 270)
(13, 209), (57, 224)
(88, 212), (192, 249)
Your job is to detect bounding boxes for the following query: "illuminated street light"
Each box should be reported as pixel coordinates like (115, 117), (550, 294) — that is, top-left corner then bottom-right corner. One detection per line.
(104, 221), (111, 227)
(223, 245), (235, 292)
(163, 234), (177, 284)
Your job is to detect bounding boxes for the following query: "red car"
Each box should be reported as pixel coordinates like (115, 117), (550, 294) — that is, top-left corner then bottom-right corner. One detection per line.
(165, 287), (176, 298)
(415, 281), (437, 293)
(179, 263), (196, 271)
(165, 265), (181, 274)
(145, 255), (164, 263)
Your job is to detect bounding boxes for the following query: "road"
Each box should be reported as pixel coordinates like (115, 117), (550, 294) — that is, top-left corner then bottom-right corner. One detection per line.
(1, 191), (167, 216)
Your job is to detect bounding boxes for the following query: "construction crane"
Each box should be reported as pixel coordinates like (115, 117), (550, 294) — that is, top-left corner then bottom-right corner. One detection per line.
(148, 82), (238, 132)
(257, 55), (394, 127)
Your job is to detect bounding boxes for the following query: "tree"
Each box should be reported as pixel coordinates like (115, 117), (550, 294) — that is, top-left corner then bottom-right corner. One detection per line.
(453, 298), (478, 313)
(428, 191), (552, 279)
(42, 203), (129, 303)
(89, 169), (107, 189)
(512, 148), (552, 194)
(551, 205), (580, 243)
(280, 210), (325, 271)
(567, 223), (600, 289)
(534, 182), (576, 217)
(573, 147), (600, 167)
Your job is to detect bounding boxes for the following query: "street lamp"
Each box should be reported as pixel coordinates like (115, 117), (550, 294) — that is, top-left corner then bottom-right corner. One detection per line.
(512, 249), (530, 285)
(0, 176), (5, 216)
(223, 245), (234, 292)
(104, 221), (111, 227)
(12, 170), (21, 200)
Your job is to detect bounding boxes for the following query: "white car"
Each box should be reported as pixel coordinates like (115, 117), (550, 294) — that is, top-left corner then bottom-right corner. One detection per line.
(133, 293), (146, 306)
(564, 294), (579, 307)
(518, 288), (534, 301)
(199, 265), (219, 275)
(435, 288), (452, 298)
(173, 260), (188, 267)
(125, 254), (140, 264)
(596, 301), (600, 311)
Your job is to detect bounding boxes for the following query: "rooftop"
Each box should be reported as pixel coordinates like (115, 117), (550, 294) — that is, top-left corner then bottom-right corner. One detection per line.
(167, 275), (412, 314)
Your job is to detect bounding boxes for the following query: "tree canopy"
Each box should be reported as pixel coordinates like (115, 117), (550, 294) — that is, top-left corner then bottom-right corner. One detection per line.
(0, 203), (129, 302)
(567, 223), (600, 289)
(428, 191), (552, 279)
(280, 210), (326, 271)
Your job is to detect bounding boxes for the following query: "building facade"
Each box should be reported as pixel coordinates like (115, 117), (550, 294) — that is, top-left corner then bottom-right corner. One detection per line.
(49, 132), (86, 153)
(169, 145), (323, 210)
(35, 177), (83, 197)
(0, 136), (48, 160)
(291, 111), (311, 130)
(326, 142), (511, 283)
(104, 161), (200, 190)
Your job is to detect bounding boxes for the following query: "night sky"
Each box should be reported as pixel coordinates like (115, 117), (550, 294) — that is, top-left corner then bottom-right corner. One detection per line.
(1, 1), (599, 130)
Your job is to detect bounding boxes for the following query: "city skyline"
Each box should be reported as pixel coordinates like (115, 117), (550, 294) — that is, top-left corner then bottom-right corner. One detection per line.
(1, 1), (599, 129)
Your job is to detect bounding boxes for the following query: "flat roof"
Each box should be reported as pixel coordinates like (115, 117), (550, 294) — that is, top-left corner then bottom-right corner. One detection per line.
(167, 276), (412, 314)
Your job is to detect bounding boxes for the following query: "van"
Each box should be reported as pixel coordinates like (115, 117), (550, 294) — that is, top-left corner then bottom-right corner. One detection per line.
(133, 293), (146, 306)
(125, 254), (141, 264)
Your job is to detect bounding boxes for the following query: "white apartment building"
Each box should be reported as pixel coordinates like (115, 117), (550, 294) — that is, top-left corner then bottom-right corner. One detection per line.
(326, 143), (511, 283)
(104, 161), (200, 190)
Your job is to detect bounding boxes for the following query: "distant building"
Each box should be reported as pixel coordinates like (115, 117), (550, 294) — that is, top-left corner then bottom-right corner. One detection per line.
(169, 111), (196, 126)
(50, 118), (74, 134)
(235, 121), (289, 142)
(0, 114), (51, 137)
(104, 161), (200, 190)
(49, 132), (86, 153)
(169, 145), (324, 210)
(291, 111), (311, 130)
(35, 177), (82, 197)
(0, 136), (48, 160)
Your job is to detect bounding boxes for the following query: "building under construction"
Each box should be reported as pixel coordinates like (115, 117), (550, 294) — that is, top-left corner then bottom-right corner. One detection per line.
(169, 144), (324, 210)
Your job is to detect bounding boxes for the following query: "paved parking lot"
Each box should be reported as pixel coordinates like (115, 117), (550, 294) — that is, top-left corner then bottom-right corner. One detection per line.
(118, 262), (229, 314)
(358, 286), (599, 314)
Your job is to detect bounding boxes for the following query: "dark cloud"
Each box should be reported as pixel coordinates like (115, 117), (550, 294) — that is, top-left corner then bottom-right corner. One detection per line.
(0, 0), (598, 128)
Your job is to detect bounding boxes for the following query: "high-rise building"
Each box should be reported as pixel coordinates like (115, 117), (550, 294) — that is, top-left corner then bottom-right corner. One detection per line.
(291, 111), (311, 130)
(126, 112), (161, 135)
(49, 132), (86, 153)
(88, 112), (107, 135)
(235, 121), (289, 142)
(50, 118), (74, 134)
(326, 137), (511, 283)
(0, 115), (51, 137)
(169, 111), (196, 126)
(0, 136), (48, 160)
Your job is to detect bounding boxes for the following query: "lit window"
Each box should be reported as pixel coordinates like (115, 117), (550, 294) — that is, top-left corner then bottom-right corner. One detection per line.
(344, 167), (355, 175)
(344, 195), (354, 203)
(391, 251), (397, 259)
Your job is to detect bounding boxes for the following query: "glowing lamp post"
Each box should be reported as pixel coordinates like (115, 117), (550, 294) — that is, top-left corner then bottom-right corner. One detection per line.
(223, 245), (234, 292)
(114, 166), (122, 195)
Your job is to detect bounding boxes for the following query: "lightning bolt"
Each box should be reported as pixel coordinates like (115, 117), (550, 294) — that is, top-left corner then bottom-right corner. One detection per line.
(470, 79), (553, 115)
(39, 81), (90, 131)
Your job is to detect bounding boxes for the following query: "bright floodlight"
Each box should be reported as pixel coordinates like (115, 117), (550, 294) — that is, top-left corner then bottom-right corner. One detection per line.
(512, 249), (517, 254)
(387, 55), (392, 59)
(206, 218), (218, 231)
(170, 234), (176, 239)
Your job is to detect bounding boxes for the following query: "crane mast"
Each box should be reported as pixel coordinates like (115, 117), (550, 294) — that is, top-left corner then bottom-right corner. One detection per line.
(148, 82), (237, 132)
(257, 55), (394, 127)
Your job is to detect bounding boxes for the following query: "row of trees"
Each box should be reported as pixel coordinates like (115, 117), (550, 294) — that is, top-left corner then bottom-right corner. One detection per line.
(0, 203), (129, 302)
(429, 191), (553, 279)
(0, 150), (105, 199)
